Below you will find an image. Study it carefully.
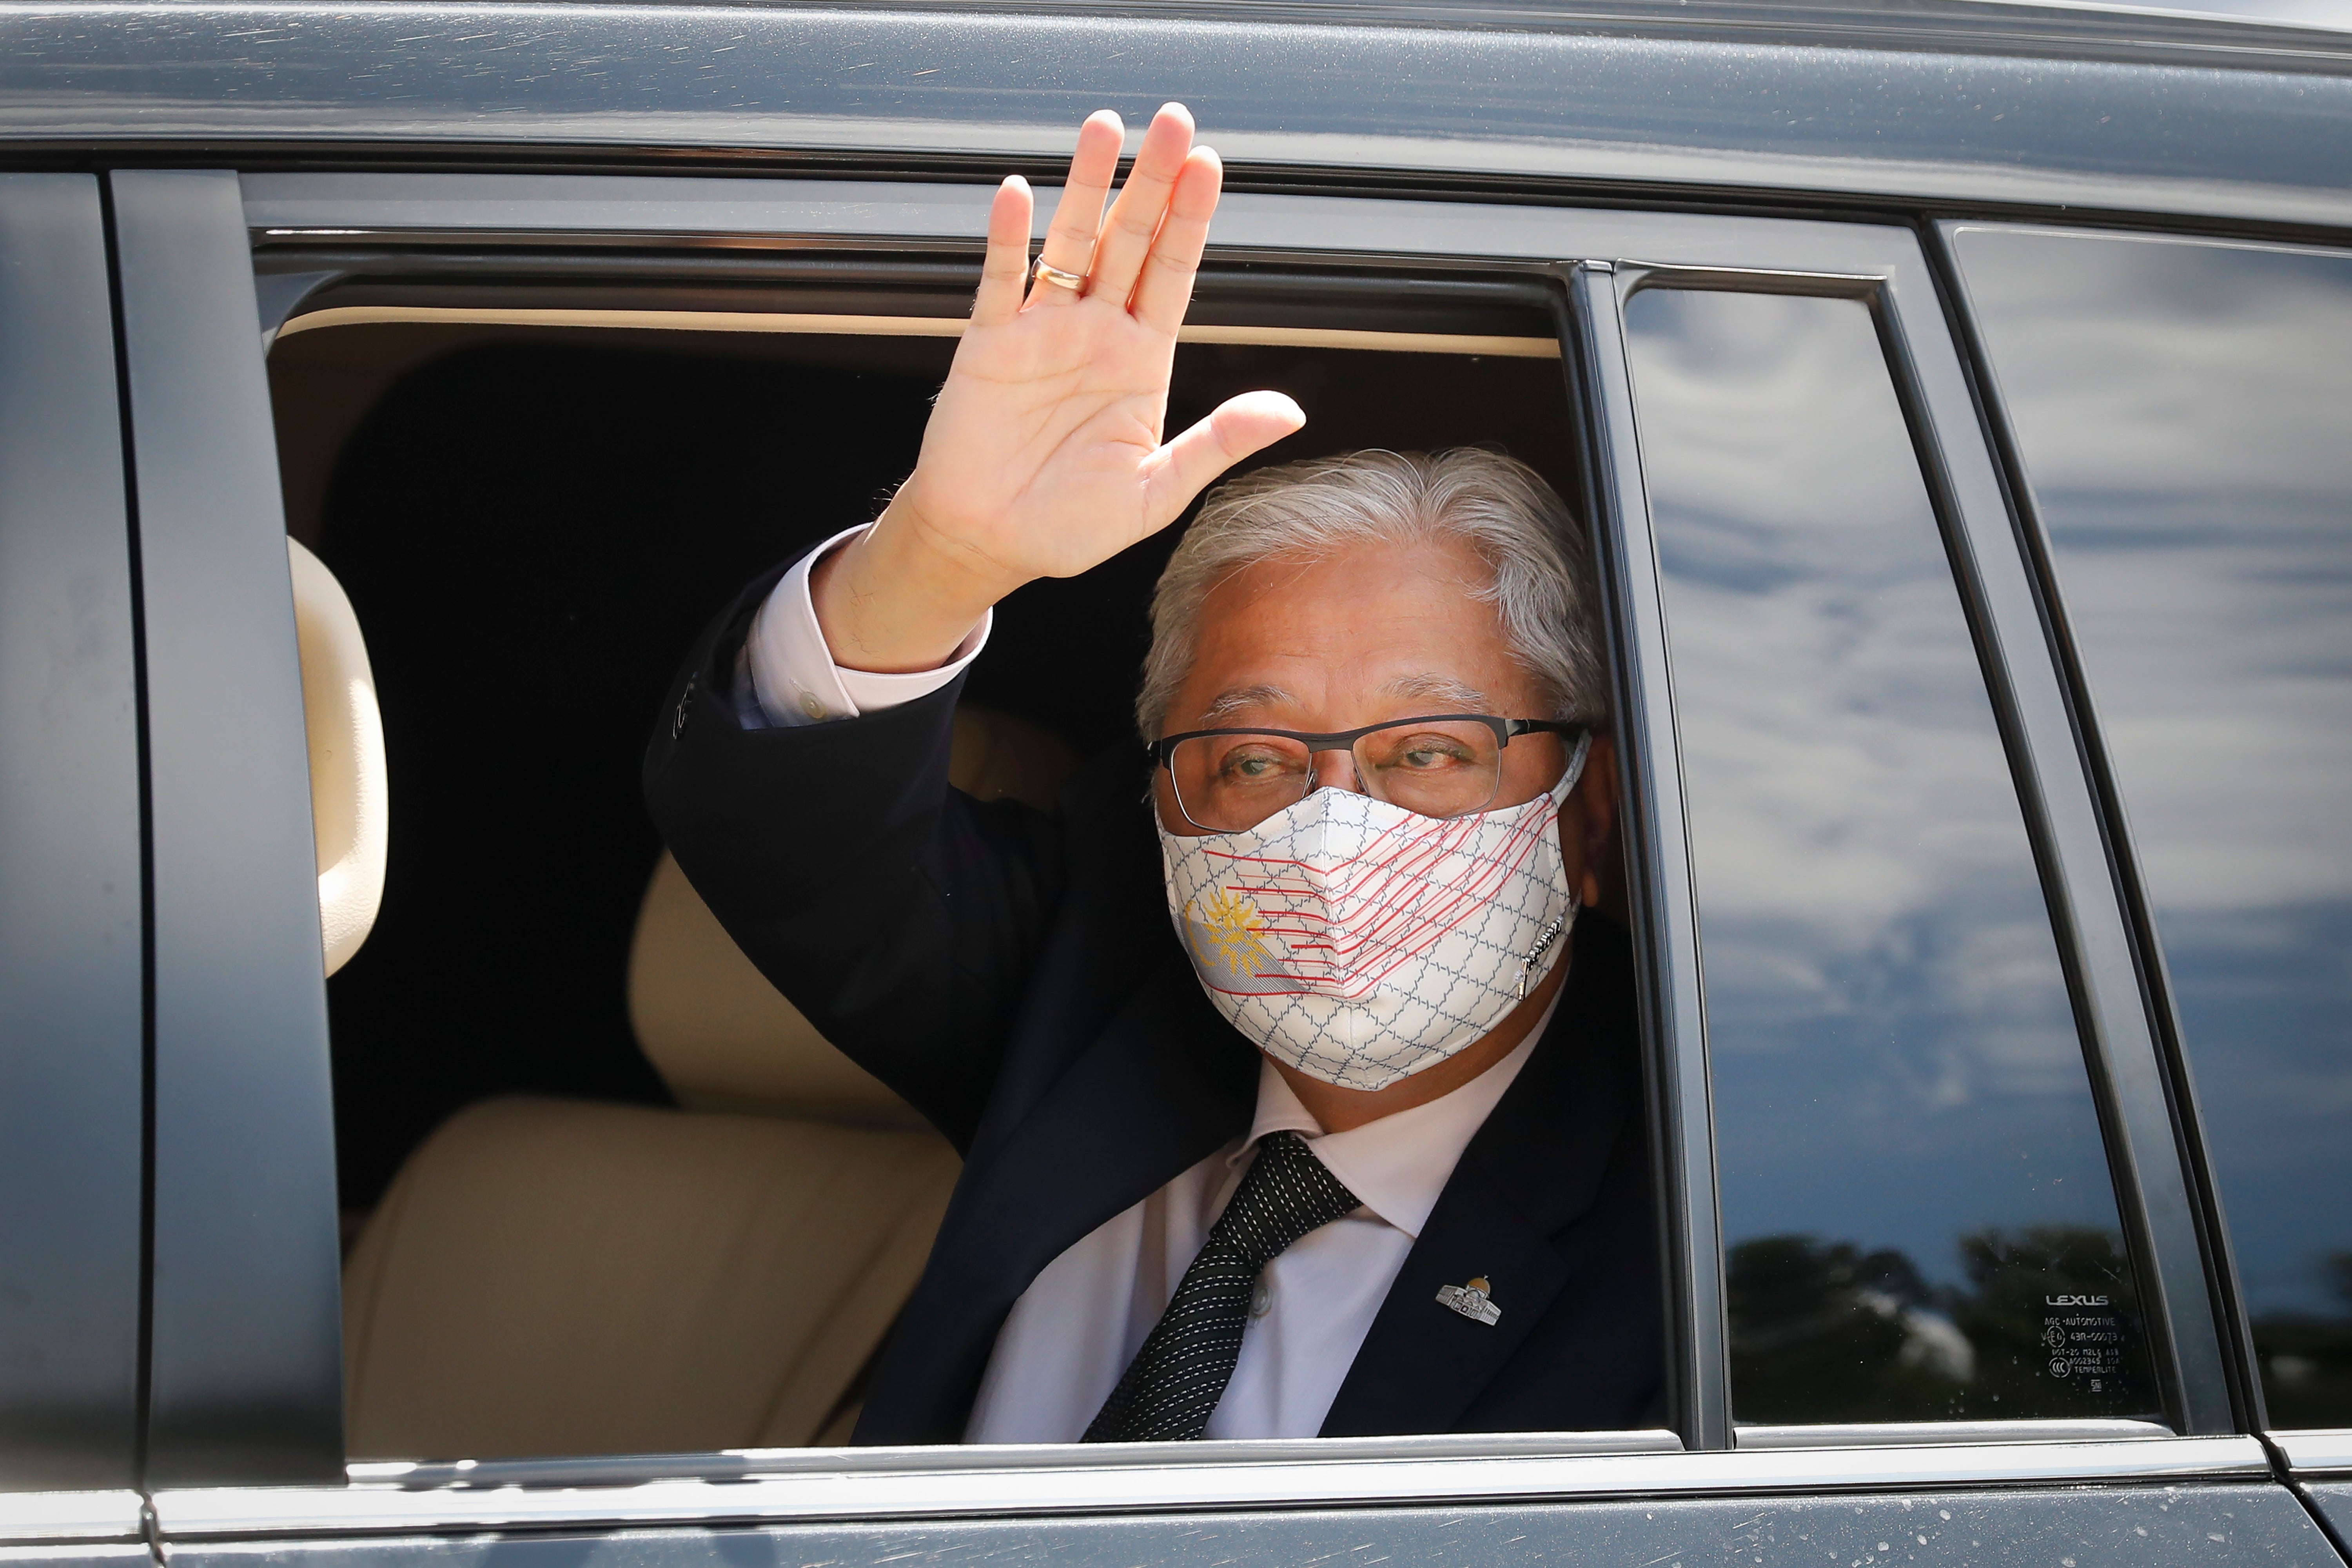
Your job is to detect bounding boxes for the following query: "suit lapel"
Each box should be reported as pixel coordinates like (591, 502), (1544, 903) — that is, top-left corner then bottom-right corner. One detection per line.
(1319, 918), (1640, 1437)
(865, 953), (1256, 1442)
(962, 750), (1179, 1172)
(945, 955), (1257, 1286)
(1319, 1148), (1576, 1437)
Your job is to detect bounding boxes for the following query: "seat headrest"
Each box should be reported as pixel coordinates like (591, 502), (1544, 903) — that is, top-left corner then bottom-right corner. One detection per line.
(289, 538), (388, 978)
(629, 705), (1075, 1124)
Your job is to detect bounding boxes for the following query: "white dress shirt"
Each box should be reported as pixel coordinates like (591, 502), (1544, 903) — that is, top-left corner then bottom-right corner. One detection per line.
(745, 525), (1555, 1441)
(963, 1016), (1550, 1443)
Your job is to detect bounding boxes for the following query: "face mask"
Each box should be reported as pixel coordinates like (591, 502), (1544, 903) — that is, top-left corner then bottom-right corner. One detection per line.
(1158, 734), (1590, 1091)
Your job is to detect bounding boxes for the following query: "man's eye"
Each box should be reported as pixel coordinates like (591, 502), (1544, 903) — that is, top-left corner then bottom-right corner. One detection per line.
(1392, 739), (1473, 770)
(1219, 749), (1295, 783)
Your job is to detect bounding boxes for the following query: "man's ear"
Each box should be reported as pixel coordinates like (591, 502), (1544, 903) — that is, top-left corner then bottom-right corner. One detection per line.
(1574, 733), (1620, 911)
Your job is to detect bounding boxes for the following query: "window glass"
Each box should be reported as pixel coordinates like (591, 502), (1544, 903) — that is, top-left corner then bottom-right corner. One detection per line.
(1623, 287), (2158, 1425)
(1954, 227), (2352, 1429)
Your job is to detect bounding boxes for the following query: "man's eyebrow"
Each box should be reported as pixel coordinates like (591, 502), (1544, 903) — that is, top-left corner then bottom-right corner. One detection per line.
(1383, 673), (1492, 711)
(1198, 684), (1296, 726)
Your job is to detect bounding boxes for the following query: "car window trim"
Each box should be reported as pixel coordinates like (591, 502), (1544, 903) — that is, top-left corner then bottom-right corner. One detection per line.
(0, 1489), (148, 1549)
(0, 172), (146, 1493)
(1735, 1419), (2170, 1449)
(147, 1435), (2266, 1540)
(1564, 259), (1730, 1452)
(270, 305), (1561, 359)
(112, 168), (346, 1490)
(2275, 1430), (2352, 1476)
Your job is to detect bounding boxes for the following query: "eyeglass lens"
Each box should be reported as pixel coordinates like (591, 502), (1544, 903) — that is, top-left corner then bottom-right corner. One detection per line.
(1169, 719), (1508, 831)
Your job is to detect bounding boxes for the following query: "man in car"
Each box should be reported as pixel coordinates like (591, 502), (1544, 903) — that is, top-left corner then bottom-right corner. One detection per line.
(646, 103), (1660, 1443)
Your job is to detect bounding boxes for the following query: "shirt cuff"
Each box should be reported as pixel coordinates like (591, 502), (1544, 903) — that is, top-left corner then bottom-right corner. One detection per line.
(745, 523), (991, 728)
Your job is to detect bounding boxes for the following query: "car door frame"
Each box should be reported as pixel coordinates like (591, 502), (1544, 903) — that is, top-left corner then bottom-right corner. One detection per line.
(79, 170), (2270, 1546)
(0, 170), (149, 1564)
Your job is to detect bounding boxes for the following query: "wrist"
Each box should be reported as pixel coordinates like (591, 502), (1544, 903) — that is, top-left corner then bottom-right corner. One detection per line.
(811, 499), (1011, 674)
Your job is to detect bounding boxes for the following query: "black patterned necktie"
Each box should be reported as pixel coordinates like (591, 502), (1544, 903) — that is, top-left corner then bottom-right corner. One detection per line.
(1083, 1130), (1361, 1443)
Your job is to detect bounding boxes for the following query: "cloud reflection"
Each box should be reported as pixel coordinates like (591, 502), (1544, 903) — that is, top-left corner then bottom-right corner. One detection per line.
(1624, 288), (2127, 1303)
(1956, 227), (2352, 1339)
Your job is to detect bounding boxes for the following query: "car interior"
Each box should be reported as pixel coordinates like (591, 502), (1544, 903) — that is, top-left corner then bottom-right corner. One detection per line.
(264, 298), (1587, 1461)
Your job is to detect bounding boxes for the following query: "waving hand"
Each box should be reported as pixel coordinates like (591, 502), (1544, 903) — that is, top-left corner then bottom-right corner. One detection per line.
(811, 105), (1306, 673)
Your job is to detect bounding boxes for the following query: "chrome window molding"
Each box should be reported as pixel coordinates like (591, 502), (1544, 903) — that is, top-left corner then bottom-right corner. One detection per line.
(1736, 1419), (2172, 1450)
(269, 304), (1559, 359)
(2273, 1430), (2352, 1475)
(151, 1437), (2269, 1539)
(0, 1489), (145, 1546)
(347, 1428), (1682, 1490)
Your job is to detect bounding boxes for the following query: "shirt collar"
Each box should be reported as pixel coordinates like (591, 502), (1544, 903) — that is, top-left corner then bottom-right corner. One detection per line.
(1237, 985), (1564, 1241)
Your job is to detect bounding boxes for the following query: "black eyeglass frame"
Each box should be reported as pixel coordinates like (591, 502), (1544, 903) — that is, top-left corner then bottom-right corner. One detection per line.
(1151, 714), (1589, 831)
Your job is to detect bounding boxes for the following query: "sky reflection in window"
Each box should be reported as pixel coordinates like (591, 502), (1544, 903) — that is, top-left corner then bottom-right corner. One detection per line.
(1956, 227), (2352, 1427)
(1624, 287), (2151, 1423)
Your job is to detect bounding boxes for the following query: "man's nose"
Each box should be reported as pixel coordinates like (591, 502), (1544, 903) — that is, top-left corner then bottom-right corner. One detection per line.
(1307, 747), (1364, 794)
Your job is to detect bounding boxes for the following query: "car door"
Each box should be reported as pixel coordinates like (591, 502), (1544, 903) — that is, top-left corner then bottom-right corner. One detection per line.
(16, 165), (2321, 1563)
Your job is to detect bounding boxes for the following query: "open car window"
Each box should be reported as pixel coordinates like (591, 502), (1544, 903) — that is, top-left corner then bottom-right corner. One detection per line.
(278, 312), (1607, 1463)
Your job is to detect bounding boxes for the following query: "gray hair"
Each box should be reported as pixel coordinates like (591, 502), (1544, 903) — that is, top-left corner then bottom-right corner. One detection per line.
(1136, 448), (1608, 740)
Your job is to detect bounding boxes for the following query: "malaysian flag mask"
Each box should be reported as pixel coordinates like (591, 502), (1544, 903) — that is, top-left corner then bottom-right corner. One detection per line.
(1159, 733), (1590, 1090)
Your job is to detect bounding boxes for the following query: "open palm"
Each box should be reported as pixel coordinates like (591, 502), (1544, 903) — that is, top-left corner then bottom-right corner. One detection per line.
(815, 106), (1304, 671)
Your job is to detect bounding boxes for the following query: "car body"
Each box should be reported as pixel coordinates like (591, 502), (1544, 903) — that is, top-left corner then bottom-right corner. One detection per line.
(2, 0), (2350, 1563)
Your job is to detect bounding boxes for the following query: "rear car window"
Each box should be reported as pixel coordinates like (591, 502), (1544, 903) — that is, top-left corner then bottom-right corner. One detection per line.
(270, 316), (1618, 1461)
(1623, 287), (2158, 1426)
(1953, 226), (2352, 1430)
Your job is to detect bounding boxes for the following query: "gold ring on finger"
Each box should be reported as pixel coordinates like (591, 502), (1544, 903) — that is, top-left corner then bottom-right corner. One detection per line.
(1032, 257), (1087, 292)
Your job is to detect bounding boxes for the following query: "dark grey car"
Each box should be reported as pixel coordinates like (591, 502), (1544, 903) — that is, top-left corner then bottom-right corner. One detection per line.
(3, 0), (2350, 1562)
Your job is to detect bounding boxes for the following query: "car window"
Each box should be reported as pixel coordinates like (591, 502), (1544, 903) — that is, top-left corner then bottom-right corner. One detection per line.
(269, 316), (1655, 1461)
(1952, 226), (2352, 1430)
(1623, 287), (2158, 1427)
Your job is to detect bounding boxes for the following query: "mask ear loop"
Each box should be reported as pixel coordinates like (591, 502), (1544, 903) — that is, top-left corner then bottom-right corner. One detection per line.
(1552, 729), (1595, 804)
(1517, 730), (1595, 1000)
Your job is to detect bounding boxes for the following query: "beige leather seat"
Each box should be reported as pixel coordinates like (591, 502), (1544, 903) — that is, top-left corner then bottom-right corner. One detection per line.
(332, 653), (1074, 1457)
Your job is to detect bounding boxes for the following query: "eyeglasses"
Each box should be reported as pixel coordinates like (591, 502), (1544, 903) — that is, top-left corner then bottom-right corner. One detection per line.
(1152, 714), (1586, 833)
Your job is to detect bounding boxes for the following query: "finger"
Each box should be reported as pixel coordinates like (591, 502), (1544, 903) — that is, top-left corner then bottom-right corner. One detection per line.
(971, 176), (1034, 328)
(1130, 145), (1222, 336)
(1031, 110), (1123, 308)
(1089, 103), (1194, 309)
(1140, 390), (1306, 530)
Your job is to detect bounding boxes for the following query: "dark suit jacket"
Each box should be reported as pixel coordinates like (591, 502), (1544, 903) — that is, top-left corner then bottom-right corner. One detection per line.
(643, 561), (1664, 1445)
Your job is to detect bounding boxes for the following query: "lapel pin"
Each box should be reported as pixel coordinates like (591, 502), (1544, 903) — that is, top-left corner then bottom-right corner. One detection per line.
(1436, 1275), (1501, 1326)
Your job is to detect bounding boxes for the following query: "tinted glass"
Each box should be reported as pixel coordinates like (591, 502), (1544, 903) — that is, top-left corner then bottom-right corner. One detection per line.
(1956, 227), (2352, 1428)
(1624, 288), (2156, 1425)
